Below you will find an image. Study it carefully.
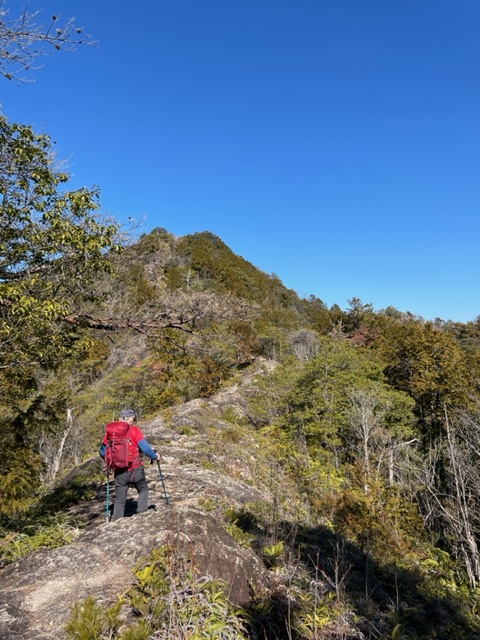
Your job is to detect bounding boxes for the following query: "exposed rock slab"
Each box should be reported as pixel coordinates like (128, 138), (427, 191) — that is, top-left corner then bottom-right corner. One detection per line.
(0, 465), (271, 639)
(0, 364), (276, 639)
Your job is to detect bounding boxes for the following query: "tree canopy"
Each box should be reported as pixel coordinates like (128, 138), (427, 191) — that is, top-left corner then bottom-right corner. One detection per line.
(0, 115), (120, 371)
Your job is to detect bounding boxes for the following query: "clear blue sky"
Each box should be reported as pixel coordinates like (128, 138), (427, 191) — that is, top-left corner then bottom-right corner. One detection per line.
(2, 0), (479, 322)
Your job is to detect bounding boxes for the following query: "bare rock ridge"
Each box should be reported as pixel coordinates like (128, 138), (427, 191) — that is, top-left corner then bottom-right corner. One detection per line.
(0, 361), (277, 640)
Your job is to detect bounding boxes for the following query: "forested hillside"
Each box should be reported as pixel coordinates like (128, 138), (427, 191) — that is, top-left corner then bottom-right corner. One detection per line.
(2, 114), (480, 638)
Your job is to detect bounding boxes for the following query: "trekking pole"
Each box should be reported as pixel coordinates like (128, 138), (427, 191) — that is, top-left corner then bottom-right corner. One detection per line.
(157, 459), (169, 505)
(105, 469), (111, 523)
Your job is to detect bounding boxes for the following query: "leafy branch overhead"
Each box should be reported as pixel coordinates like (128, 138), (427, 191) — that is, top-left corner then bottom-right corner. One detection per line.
(0, 0), (95, 82)
(0, 116), (119, 369)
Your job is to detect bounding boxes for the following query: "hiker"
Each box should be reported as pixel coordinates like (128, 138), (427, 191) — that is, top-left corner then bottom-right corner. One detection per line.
(100, 409), (159, 521)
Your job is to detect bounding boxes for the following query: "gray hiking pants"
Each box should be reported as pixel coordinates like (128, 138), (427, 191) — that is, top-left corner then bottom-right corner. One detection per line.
(112, 465), (149, 521)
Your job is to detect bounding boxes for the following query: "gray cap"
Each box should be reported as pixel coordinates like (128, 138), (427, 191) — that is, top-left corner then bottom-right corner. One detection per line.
(120, 408), (137, 420)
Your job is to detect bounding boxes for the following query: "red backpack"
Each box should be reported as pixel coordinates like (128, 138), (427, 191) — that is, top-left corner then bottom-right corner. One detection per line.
(104, 421), (141, 474)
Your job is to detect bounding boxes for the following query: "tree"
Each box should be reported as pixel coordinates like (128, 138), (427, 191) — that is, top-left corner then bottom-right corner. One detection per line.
(301, 295), (331, 334)
(0, 115), (120, 372)
(289, 328), (319, 361)
(417, 405), (480, 587)
(344, 297), (374, 332)
(0, 0), (94, 82)
(376, 322), (473, 440)
(347, 384), (415, 490)
(277, 337), (413, 470)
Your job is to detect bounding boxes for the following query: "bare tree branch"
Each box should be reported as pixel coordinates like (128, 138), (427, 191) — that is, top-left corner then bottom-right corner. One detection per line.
(62, 312), (195, 335)
(0, 1), (95, 82)
(62, 292), (257, 336)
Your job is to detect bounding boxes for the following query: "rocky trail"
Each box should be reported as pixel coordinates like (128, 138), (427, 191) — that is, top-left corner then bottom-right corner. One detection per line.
(0, 364), (277, 639)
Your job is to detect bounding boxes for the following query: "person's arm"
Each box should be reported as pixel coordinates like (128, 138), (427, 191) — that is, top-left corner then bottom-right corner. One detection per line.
(99, 442), (107, 458)
(138, 438), (158, 460)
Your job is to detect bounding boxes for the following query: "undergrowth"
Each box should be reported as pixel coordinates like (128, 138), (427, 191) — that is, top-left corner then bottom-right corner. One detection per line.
(0, 460), (102, 566)
(65, 545), (249, 639)
(0, 514), (80, 567)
